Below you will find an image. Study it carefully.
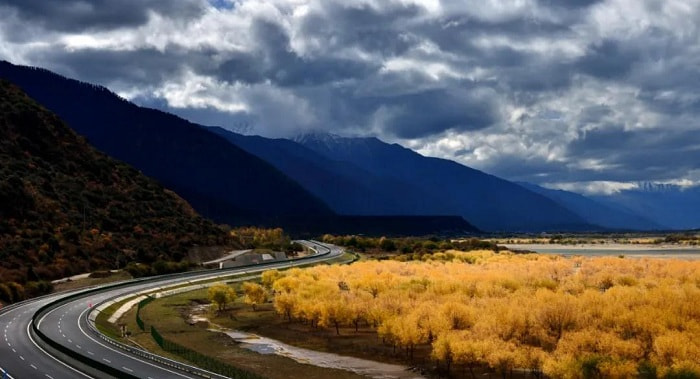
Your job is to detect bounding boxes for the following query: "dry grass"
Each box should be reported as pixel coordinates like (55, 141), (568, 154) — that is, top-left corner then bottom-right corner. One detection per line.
(128, 289), (366, 379)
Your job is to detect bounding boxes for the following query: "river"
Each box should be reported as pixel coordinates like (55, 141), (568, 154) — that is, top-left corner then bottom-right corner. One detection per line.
(221, 330), (424, 379)
(503, 243), (700, 259)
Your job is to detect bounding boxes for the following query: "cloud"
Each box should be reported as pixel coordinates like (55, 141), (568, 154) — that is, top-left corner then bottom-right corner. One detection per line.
(1, 0), (700, 193)
(0, 0), (206, 32)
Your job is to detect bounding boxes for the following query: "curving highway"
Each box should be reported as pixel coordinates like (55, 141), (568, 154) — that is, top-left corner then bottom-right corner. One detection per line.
(0, 240), (345, 379)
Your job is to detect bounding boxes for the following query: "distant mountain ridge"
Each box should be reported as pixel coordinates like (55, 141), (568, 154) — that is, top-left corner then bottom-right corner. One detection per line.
(0, 61), (333, 227)
(293, 133), (597, 232)
(208, 127), (457, 216)
(517, 182), (662, 230)
(6, 60), (688, 232)
(0, 61), (477, 236)
(592, 185), (700, 230)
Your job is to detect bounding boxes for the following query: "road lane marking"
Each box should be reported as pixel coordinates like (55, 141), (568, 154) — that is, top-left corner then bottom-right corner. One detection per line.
(19, 356), (24, 360)
(25, 320), (93, 378)
(31, 364), (37, 370)
(103, 359), (111, 363)
(77, 306), (196, 378)
(122, 367), (134, 373)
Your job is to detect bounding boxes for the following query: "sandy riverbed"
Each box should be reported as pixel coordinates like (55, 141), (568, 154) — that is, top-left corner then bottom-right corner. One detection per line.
(187, 304), (424, 379)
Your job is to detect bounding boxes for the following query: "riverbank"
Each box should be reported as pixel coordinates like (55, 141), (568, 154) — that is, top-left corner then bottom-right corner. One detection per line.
(129, 288), (381, 379)
(504, 243), (700, 259)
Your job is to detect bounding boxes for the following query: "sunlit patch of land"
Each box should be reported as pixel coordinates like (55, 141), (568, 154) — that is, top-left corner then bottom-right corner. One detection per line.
(116, 247), (700, 379)
(260, 251), (700, 378)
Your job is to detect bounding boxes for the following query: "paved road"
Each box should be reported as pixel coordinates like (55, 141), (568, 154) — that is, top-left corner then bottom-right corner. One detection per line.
(0, 240), (344, 378)
(1, 294), (93, 379)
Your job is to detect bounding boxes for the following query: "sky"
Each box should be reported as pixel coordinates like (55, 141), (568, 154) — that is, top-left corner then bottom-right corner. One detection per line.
(1, 0), (699, 195)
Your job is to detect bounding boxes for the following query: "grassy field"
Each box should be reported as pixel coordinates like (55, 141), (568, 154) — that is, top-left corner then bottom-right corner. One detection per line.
(98, 253), (365, 379)
(131, 288), (367, 379)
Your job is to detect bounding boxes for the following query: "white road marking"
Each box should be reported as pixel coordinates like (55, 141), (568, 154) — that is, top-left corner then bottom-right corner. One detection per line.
(25, 320), (93, 378)
(122, 367), (134, 373)
(30, 364), (37, 370)
(103, 359), (111, 363)
(19, 356), (24, 360)
(76, 307), (195, 379)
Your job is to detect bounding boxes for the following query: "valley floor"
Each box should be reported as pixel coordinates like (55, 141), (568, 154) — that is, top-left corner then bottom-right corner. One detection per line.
(504, 243), (700, 259)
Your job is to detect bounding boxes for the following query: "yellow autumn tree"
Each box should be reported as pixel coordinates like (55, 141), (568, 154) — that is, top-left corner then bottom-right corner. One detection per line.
(242, 281), (267, 311)
(208, 283), (236, 312)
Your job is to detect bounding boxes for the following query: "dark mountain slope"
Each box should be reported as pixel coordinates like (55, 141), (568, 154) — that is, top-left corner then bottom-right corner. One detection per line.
(518, 182), (662, 230)
(207, 126), (457, 216)
(0, 61), (332, 227)
(295, 134), (597, 232)
(592, 184), (700, 230)
(0, 80), (230, 300)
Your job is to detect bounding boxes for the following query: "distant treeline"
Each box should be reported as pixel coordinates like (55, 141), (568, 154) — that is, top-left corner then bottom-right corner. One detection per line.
(320, 234), (504, 255)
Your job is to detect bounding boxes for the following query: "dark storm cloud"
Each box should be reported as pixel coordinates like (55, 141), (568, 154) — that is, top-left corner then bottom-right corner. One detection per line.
(200, 20), (381, 86)
(300, 2), (423, 57)
(577, 105), (613, 125)
(0, 0), (205, 32)
(2, 0), (699, 191)
(575, 40), (639, 79)
(540, 0), (604, 9)
(365, 88), (498, 139)
(423, 16), (571, 55)
(564, 127), (700, 182)
(30, 47), (197, 87)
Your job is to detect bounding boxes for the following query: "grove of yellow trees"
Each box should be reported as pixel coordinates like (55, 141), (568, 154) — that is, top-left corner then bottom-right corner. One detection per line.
(265, 251), (700, 378)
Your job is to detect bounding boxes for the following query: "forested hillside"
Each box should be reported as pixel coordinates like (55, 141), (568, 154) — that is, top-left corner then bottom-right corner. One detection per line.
(0, 80), (231, 303)
(0, 61), (333, 228)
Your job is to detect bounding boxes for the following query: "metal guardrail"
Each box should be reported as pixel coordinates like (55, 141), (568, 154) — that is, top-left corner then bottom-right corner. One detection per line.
(86, 320), (230, 379)
(27, 240), (335, 378)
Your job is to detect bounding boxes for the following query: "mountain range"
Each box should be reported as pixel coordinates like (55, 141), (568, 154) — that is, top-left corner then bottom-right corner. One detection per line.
(591, 185), (700, 230)
(0, 79), (231, 298)
(2, 60), (699, 232)
(0, 61), (475, 235)
(0, 62), (333, 225)
(216, 129), (596, 231)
